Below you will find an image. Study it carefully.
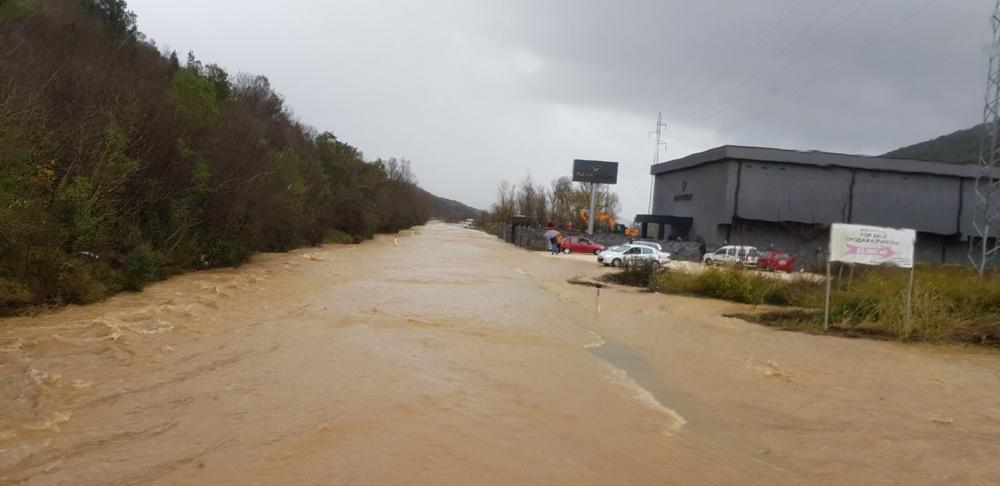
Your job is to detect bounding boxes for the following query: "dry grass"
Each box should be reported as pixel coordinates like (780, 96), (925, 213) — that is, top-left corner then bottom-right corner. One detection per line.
(605, 264), (1000, 346)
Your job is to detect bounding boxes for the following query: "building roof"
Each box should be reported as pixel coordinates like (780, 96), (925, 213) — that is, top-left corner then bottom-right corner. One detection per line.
(650, 145), (1000, 179)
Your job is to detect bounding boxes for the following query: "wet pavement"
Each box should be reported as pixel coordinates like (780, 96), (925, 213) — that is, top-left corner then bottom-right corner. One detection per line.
(2, 223), (999, 485)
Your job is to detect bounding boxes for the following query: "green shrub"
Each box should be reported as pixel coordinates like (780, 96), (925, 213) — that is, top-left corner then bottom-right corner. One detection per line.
(600, 261), (661, 288)
(51, 257), (120, 305)
(121, 244), (159, 291)
(651, 268), (811, 307)
(0, 277), (34, 307)
(203, 240), (252, 268)
(324, 229), (356, 244)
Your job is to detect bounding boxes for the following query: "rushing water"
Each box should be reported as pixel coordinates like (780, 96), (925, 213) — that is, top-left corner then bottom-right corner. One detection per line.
(2, 223), (999, 485)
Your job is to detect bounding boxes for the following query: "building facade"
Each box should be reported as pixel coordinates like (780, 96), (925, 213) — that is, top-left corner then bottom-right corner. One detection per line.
(636, 146), (999, 267)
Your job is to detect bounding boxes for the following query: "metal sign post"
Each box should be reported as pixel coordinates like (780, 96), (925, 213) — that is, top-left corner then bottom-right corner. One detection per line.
(572, 159), (619, 237)
(587, 183), (598, 236)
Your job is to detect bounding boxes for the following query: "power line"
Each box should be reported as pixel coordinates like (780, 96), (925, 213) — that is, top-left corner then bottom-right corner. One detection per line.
(680, 0), (810, 117)
(754, 0), (872, 95)
(767, 0), (934, 106)
(689, 0), (849, 125)
(693, 0), (932, 128)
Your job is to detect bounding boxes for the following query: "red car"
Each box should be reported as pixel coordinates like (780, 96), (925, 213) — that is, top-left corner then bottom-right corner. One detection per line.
(757, 249), (794, 272)
(560, 236), (605, 255)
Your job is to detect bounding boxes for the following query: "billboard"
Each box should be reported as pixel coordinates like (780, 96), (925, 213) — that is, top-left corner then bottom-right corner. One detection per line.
(829, 223), (916, 268)
(572, 159), (619, 184)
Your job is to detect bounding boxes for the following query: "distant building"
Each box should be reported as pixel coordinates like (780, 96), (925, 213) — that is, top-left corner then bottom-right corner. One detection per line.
(636, 145), (1000, 266)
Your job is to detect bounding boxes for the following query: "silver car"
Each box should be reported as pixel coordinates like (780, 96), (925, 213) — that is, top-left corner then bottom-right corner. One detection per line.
(629, 241), (662, 252)
(598, 244), (671, 267)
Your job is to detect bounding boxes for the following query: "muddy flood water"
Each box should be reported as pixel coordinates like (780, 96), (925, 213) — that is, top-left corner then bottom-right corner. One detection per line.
(2, 223), (999, 485)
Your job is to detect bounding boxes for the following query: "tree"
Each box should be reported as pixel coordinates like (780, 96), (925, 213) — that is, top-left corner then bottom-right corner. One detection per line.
(83, 0), (137, 37)
(0, 2), (432, 312)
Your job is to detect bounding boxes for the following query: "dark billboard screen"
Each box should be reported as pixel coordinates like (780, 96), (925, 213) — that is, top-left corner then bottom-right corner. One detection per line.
(572, 159), (619, 184)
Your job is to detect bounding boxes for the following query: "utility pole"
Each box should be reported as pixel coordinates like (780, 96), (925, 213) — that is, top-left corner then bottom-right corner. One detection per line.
(970, 0), (1000, 274)
(647, 112), (668, 214)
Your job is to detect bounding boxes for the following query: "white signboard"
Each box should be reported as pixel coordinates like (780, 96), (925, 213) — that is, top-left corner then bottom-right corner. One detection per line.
(829, 223), (916, 268)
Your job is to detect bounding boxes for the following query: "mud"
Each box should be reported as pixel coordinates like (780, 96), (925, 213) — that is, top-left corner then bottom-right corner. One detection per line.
(1, 223), (998, 484)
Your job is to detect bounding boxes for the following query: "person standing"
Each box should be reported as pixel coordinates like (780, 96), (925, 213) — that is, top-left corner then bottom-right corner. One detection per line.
(543, 226), (560, 255)
(697, 237), (707, 259)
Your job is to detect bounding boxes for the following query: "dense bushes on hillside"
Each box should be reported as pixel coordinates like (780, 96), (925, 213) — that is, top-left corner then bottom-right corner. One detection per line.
(0, 0), (429, 311)
(882, 123), (982, 165)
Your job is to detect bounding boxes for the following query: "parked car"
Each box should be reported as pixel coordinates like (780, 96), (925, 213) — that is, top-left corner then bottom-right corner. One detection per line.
(598, 244), (671, 267)
(757, 249), (794, 272)
(462, 218), (475, 228)
(702, 245), (759, 268)
(560, 236), (605, 255)
(629, 240), (662, 251)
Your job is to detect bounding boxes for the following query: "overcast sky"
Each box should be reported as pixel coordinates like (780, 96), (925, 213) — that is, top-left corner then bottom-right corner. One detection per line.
(128, 0), (994, 221)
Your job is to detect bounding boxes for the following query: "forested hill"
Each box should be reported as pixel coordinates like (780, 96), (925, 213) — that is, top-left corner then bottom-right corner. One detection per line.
(424, 192), (484, 222)
(0, 0), (464, 312)
(881, 123), (982, 165)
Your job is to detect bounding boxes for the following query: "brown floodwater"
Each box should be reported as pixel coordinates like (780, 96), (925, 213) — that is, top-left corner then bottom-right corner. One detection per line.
(2, 223), (999, 485)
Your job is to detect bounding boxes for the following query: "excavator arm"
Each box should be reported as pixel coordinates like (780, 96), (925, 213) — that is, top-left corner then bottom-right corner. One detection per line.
(578, 209), (615, 230)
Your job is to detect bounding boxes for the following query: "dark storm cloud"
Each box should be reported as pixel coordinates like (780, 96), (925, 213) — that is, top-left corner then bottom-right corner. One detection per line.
(483, 0), (990, 151)
(127, 0), (993, 219)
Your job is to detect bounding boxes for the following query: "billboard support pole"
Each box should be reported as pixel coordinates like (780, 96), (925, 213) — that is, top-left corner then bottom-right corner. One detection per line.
(587, 183), (598, 236)
(824, 260), (832, 331)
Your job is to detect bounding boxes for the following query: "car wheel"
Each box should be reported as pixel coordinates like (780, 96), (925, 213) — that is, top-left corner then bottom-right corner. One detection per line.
(593, 249), (601, 255)
(611, 258), (622, 267)
(704, 259), (712, 266)
(563, 248), (572, 254)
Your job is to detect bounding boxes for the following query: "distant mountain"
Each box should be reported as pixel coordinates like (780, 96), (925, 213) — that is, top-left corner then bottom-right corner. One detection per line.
(881, 124), (983, 165)
(422, 190), (484, 222)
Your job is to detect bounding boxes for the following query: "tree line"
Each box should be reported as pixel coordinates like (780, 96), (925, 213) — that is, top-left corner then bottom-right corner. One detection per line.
(486, 175), (621, 230)
(0, 0), (429, 312)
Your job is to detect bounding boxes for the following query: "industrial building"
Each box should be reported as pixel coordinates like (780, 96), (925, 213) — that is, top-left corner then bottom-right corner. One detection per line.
(635, 145), (1000, 266)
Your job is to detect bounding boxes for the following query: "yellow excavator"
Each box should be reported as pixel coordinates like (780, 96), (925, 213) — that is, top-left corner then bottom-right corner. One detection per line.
(578, 209), (616, 231)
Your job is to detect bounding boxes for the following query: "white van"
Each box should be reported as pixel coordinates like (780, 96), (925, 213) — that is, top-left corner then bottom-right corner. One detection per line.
(702, 245), (759, 268)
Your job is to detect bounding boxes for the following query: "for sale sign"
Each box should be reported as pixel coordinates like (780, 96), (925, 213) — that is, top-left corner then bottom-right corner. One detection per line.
(829, 223), (916, 268)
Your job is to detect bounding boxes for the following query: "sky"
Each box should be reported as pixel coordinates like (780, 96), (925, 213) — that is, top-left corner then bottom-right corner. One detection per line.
(128, 0), (994, 222)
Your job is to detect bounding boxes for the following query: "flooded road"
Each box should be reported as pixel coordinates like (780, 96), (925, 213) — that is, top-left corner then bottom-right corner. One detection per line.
(2, 223), (999, 485)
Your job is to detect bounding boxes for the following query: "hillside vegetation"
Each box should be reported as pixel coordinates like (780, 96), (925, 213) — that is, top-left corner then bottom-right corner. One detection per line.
(882, 123), (982, 165)
(424, 191), (483, 222)
(0, 0), (433, 312)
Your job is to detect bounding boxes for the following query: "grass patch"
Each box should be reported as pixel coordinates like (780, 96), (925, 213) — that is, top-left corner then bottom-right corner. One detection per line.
(651, 268), (818, 306)
(604, 264), (1000, 346)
